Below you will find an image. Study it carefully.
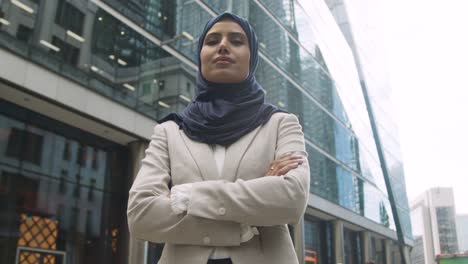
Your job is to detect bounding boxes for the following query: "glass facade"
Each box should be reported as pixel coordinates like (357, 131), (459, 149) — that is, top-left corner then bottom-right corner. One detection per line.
(323, 0), (413, 242)
(410, 206), (426, 264)
(343, 228), (362, 264)
(0, 100), (129, 264)
(436, 207), (459, 254)
(304, 218), (333, 264)
(370, 236), (386, 264)
(0, 0), (412, 262)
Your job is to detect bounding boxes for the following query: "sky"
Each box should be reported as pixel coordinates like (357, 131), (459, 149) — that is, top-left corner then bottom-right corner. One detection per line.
(381, 0), (468, 214)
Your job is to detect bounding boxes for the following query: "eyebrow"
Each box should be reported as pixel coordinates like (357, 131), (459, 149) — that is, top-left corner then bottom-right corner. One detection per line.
(205, 32), (247, 39)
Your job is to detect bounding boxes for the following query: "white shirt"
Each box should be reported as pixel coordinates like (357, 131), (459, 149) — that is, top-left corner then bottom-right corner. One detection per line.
(210, 145), (230, 259)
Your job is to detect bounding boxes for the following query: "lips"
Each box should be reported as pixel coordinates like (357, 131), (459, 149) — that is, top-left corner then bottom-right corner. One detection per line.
(213, 56), (235, 64)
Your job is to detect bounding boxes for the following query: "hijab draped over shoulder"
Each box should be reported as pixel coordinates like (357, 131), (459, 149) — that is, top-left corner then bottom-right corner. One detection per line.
(159, 13), (284, 146)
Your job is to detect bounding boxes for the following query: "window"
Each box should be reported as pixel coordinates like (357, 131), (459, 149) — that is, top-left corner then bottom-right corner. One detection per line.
(73, 173), (81, 198)
(86, 210), (93, 235)
(16, 25), (33, 43)
(159, 80), (165, 91)
(344, 228), (362, 264)
(59, 169), (67, 194)
(141, 83), (151, 96)
(88, 178), (95, 202)
(0, 104), (129, 264)
(436, 207), (459, 253)
(6, 128), (43, 165)
(52, 36), (80, 66)
(63, 140), (71, 161)
(70, 207), (80, 231)
(304, 219), (333, 264)
(0, 171), (9, 194)
(55, 1), (84, 35)
(91, 148), (98, 170)
(77, 144), (87, 166)
(56, 204), (64, 223)
(5, 127), (22, 159)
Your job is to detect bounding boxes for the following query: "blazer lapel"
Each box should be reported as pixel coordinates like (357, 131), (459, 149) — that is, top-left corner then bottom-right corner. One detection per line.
(179, 130), (219, 181)
(221, 126), (263, 182)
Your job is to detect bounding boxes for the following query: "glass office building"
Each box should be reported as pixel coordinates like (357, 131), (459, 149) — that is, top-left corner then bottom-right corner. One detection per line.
(410, 188), (460, 264)
(0, 0), (412, 263)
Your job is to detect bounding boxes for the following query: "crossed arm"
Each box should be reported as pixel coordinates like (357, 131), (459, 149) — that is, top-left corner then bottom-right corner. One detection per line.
(127, 114), (310, 246)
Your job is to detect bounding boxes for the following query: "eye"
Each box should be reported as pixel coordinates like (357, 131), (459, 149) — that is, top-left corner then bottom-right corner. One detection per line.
(204, 37), (220, 46)
(231, 40), (244, 46)
(205, 40), (218, 46)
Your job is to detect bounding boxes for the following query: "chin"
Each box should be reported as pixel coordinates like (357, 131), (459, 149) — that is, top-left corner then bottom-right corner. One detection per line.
(212, 78), (243, 83)
(205, 71), (247, 83)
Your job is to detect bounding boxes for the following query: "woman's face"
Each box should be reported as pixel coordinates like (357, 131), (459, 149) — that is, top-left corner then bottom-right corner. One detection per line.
(200, 19), (250, 83)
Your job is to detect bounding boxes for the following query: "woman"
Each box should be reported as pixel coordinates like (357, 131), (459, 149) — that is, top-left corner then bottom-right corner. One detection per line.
(127, 13), (310, 264)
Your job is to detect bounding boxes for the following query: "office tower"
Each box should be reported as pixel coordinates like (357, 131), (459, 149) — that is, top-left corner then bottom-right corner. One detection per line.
(410, 187), (460, 264)
(456, 215), (468, 252)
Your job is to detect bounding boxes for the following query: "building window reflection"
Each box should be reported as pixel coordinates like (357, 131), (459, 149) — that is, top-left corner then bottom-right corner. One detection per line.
(5, 127), (44, 165)
(16, 24), (33, 43)
(63, 140), (70, 161)
(51, 36), (80, 66)
(304, 218), (333, 264)
(0, 100), (129, 264)
(55, 0), (85, 35)
(73, 173), (81, 198)
(436, 207), (459, 254)
(6, 127), (22, 159)
(344, 228), (362, 264)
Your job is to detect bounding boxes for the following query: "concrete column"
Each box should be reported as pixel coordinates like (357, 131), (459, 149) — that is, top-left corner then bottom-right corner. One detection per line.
(333, 220), (345, 264)
(127, 140), (149, 264)
(293, 218), (305, 264)
(384, 240), (392, 264)
(360, 231), (371, 263)
(403, 245), (411, 264)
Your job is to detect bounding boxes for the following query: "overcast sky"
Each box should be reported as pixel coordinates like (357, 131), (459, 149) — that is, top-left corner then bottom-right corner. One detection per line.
(382, 0), (468, 214)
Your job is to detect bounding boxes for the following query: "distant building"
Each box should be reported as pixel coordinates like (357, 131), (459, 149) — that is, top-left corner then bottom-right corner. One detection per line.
(456, 215), (468, 252)
(410, 187), (460, 264)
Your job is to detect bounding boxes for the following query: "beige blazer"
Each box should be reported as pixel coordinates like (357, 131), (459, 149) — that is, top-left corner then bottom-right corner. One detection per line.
(127, 113), (310, 264)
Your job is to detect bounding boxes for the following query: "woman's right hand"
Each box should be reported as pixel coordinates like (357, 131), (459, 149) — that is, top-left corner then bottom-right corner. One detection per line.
(266, 152), (306, 176)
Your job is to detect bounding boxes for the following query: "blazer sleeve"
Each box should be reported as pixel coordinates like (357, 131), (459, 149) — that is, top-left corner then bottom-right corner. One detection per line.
(127, 123), (241, 246)
(187, 114), (310, 226)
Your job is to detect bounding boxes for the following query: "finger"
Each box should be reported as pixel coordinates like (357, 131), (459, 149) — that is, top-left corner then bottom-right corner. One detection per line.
(278, 152), (306, 159)
(267, 165), (283, 176)
(266, 164), (278, 176)
(278, 152), (294, 159)
(269, 154), (295, 168)
(277, 163), (299, 175)
(280, 155), (304, 163)
(270, 156), (288, 167)
(276, 153), (300, 162)
(272, 156), (302, 169)
(269, 159), (302, 176)
(268, 156), (304, 176)
(276, 157), (303, 169)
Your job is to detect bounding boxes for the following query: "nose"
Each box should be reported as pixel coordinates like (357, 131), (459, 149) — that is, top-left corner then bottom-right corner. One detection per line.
(217, 37), (229, 54)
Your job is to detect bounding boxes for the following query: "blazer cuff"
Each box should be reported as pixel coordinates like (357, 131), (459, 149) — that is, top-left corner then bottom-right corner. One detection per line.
(170, 183), (193, 215)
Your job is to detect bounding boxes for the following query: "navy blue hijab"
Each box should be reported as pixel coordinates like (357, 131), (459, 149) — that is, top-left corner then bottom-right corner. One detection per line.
(159, 13), (284, 145)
